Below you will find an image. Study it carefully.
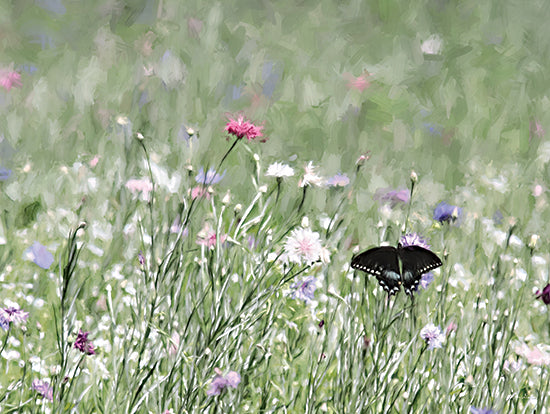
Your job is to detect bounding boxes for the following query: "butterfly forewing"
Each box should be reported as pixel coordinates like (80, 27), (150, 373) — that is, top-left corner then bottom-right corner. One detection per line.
(351, 244), (443, 297)
(398, 245), (442, 295)
(351, 246), (402, 295)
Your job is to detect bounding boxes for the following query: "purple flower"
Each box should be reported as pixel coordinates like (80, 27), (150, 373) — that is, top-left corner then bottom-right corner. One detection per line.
(418, 272), (434, 290)
(24, 241), (54, 269)
(0, 307), (29, 329)
(470, 407), (498, 414)
(195, 167), (225, 185)
(400, 233), (431, 249)
(0, 167), (12, 181)
(290, 276), (318, 304)
(32, 379), (53, 401)
(138, 251), (145, 266)
(420, 323), (445, 350)
(433, 201), (462, 223)
(207, 369), (241, 396)
(536, 284), (550, 305)
(74, 329), (95, 355)
(374, 188), (410, 207)
(326, 173), (350, 187)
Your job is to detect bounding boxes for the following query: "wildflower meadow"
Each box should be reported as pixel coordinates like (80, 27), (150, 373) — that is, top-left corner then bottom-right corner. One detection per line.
(1, 1), (550, 413)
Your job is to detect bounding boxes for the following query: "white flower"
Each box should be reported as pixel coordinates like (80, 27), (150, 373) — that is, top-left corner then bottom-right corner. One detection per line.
(421, 34), (443, 55)
(299, 162), (323, 187)
(420, 323), (445, 350)
(266, 162), (295, 178)
(284, 227), (323, 264)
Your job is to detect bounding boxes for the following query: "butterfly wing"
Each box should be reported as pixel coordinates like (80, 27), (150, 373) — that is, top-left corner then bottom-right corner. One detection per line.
(351, 246), (402, 295)
(398, 245), (442, 295)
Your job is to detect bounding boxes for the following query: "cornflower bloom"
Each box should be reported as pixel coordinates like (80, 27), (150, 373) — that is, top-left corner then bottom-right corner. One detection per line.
(420, 323), (445, 350)
(284, 227), (323, 264)
(399, 233), (430, 249)
(74, 329), (95, 355)
(326, 173), (350, 187)
(207, 368), (241, 396)
(195, 167), (225, 185)
(344, 72), (370, 92)
(374, 188), (410, 207)
(24, 241), (54, 270)
(470, 407), (499, 414)
(0, 307), (29, 330)
(32, 379), (53, 401)
(196, 223), (226, 249)
(299, 162), (323, 187)
(433, 201), (462, 223)
(266, 162), (294, 178)
(225, 115), (265, 141)
(290, 276), (318, 303)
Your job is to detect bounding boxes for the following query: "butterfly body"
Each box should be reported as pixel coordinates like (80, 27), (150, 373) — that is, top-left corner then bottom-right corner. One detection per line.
(351, 243), (442, 296)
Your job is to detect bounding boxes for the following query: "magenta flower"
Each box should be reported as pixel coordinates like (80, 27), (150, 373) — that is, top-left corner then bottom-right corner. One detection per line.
(24, 242), (54, 270)
(0, 70), (22, 91)
(207, 369), (241, 396)
(32, 379), (53, 401)
(74, 329), (95, 355)
(374, 188), (410, 206)
(225, 115), (266, 141)
(0, 307), (29, 330)
(535, 283), (550, 305)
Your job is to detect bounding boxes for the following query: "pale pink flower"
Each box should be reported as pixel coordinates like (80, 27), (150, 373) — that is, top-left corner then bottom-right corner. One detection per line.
(284, 227), (323, 264)
(515, 343), (550, 366)
(125, 178), (153, 199)
(190, 186), (211, 200)
(196, 223), (227, 249)
(299, 162), (324, 188)
(344, 72), (370, 92)
(0, 70), (22, 91)
(207, 368), (241, 396)
(89, 156), (100, 168)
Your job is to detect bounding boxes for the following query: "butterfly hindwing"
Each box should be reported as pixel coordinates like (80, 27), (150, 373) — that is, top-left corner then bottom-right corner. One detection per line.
(397, 245), (442, 295)
(351, 246), (401, 295)
(351, 244), (443, 297)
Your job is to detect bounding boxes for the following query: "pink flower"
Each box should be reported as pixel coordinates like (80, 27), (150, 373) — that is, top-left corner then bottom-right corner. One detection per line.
(515, 343), (550, 366)
(530, 121), (545, 139)
(284, 227), (323, 264)
(0, 70), (22, 91)
(344, 72), (370, 92)
(89, 156), (100, 168)
(190, 186), (211, 200)
(225, 115), (266, 141)
(196, 223), (227, 249)
(125, 178), (153, 198)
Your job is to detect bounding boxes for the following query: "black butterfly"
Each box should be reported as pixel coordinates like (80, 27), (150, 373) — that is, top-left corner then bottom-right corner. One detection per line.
(351, 243), (442, 296)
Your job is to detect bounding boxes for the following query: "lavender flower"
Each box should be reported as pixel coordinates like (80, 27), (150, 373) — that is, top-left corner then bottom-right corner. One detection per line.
(32, 379), (53, 401)
(0, 167), (12, 181)
(433, 201), (462, 223)
(326, 173), (350, 187)
(24, 241), (54, 269)
(374, 188), (410, 207)
(470, 407), (499, 414)
(420, 323), (445, 350)
(195, 167), (225, 185)
(207, 369), (241, 396)
(400, 233), (431, 249)
(0, 307), (29, 330)
(290, 276), (318, 303)
(74, 329), (95, 355)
